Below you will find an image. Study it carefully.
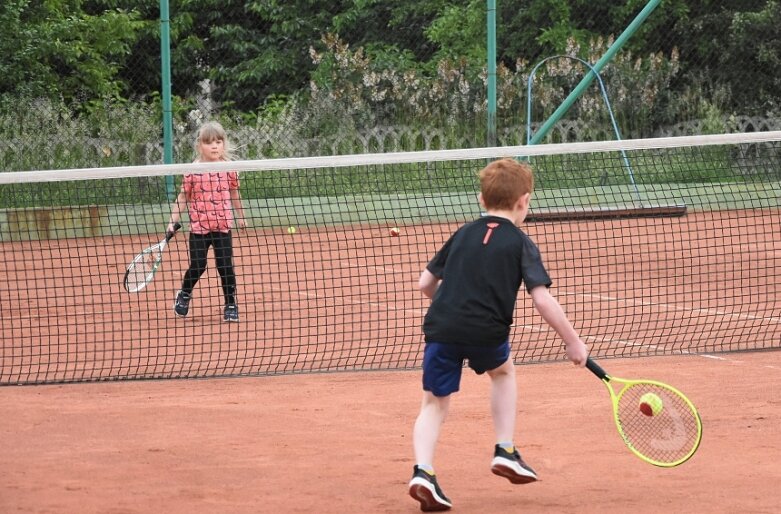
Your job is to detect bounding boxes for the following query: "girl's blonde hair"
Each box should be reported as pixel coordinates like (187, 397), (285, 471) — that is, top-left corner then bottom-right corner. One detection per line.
(193, 121), (236, 161)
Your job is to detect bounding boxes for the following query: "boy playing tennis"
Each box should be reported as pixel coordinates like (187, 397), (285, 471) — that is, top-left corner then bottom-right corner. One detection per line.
(409, 158), (589, 511)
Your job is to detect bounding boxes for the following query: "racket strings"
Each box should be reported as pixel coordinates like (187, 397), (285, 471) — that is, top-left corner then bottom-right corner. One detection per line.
(125, 248), (162, 292)
(616, 383), (700, 465)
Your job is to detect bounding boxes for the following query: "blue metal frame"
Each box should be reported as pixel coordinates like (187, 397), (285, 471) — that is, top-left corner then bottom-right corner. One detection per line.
(525, 55), (642, 204)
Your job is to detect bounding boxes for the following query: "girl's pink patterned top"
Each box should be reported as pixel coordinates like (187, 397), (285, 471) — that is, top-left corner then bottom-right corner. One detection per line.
(183, 171), (239, 234)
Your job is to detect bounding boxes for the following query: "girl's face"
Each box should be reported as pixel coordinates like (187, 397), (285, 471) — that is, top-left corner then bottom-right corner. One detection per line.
(199, 137), (225, 162)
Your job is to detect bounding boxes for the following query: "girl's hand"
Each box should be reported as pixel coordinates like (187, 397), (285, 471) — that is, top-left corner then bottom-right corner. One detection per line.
(236, 217), (247, 230)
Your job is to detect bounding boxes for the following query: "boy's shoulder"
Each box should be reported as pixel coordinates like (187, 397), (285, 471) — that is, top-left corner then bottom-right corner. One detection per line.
(462, 216), (525, 236)
(446, 217), (533, 251)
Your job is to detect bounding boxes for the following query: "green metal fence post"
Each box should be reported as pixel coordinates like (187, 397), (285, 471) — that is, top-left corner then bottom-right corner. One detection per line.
(487, 0), (497, 147)
(160, 0), (175, 200)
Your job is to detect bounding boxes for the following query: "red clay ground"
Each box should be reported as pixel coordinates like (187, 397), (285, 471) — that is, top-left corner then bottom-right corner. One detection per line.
(1, 350), (779, 513)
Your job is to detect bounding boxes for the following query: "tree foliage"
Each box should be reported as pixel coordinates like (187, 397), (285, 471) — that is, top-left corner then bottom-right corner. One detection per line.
(1, 0), (778, 119)
(0, 0), (141, 103)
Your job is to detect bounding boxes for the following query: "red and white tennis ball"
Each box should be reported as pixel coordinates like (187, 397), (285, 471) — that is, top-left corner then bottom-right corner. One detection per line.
(639, 392), (663, 416)
(389, 227), (400, 237)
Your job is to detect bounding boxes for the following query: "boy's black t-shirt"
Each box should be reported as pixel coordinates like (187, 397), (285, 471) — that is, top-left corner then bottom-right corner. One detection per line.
(423, 215), (552, 347)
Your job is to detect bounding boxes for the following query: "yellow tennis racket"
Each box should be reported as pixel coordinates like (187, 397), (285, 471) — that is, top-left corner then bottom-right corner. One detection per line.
(586, 357), (702, 467)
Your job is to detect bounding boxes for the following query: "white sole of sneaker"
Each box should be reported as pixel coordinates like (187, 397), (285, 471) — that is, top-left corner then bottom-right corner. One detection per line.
(491, 458), (538, 484)
(409, 479), (452, 512)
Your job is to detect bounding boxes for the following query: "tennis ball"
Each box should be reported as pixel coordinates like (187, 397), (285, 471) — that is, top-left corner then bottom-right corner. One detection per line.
(639, 392), (663, 416)
(389, 227), (400, 237)
(287, 226), (297, 235)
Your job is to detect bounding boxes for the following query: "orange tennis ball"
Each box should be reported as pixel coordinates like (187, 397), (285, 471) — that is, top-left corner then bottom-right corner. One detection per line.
(389, 227), (400, 237)
(639, 392), (663, 416)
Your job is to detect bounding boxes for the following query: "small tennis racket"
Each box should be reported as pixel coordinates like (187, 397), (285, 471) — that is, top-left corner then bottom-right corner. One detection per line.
(586, 357), (702, 467)
(123, 222), (181, 293)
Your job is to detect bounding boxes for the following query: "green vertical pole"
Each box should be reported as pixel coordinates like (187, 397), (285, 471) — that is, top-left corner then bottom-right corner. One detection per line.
(528, 0), (661, 145)
(160, 0), (175, 199)
(486, 0), (497, 147)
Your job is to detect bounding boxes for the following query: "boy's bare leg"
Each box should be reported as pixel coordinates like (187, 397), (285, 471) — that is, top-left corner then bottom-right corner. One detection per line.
(487, 358), (538, 484)
(410, 392), (453, 510)
(413, 392), (451, 465)
(487, 358), (517, 442)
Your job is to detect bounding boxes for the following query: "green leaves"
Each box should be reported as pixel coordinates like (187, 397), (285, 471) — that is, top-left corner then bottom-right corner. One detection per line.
(1, 2), (141, 101)
(1, 0), (779, 156)
(425, 0), (486, 63)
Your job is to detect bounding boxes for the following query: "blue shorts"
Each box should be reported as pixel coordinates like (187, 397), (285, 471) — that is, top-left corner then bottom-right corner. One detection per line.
(422, 341), (511, 397)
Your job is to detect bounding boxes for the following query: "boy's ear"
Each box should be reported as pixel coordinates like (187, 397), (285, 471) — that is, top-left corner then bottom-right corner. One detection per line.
(478, 192), (486, 208)
(518, 192), (531, 209)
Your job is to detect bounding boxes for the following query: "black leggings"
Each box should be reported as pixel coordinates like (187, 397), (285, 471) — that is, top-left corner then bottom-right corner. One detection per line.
(180, 231), (236, 305)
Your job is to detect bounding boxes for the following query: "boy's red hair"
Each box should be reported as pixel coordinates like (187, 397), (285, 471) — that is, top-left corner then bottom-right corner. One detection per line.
(479, 158), (534, 211)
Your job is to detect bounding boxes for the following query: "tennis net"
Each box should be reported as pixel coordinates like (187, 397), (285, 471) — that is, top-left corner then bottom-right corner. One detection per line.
(1, 131), (780, 385)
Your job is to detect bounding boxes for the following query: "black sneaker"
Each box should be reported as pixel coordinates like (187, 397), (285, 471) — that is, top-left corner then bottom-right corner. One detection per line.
(408, 465), (452, 512)
(491, 444), (538, 484)
(173, 290), (191, 318)
(223, 304), (239, 322)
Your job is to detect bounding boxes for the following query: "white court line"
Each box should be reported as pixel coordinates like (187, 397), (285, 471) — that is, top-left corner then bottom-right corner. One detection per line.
(268, 283), (657, 350)
(266, 284), (427, 318)
(699, 354), (728, 361)
(331, 261), (780, 326)
(337, 261), (407, 275)
(559, 290), (781, 325)
(699, 352), (781, 370)
(269, 283), (781, 370)
(268, 277), (779, 359)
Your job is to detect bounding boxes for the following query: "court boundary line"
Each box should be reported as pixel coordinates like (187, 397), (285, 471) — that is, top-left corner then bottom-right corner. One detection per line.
(271, 262), (779, 359)
(559, 290), (781, 324)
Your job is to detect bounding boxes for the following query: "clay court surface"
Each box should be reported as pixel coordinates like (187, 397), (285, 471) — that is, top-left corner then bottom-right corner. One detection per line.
(2, 206), (780, 512)
(3, 209), (779, 383)
(1, 350), (779, 513)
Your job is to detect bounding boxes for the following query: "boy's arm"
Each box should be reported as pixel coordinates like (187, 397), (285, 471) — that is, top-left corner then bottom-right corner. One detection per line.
(418, 269), (440, 299)
(530, 285), (588, 366)
(230, 188), (247, 229)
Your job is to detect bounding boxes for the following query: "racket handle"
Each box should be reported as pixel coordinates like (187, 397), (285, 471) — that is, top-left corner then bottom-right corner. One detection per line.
(586, 358), (608, 380)
(166, 222), (182, 241)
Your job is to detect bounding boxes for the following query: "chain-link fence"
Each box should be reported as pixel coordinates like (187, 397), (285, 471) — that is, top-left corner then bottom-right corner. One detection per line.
(1, 0), (779, 172)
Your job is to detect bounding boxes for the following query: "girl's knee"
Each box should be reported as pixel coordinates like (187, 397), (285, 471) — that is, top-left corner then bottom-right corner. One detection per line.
(190, 264), (207, 277)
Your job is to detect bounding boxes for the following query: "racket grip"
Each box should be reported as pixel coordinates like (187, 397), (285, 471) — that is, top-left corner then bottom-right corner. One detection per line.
(586, 358), (608, 380)
(166, 222), (182, 240)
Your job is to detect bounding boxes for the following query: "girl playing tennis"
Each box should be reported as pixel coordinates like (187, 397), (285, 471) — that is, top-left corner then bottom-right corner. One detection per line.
(166, 121), (247, 322)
